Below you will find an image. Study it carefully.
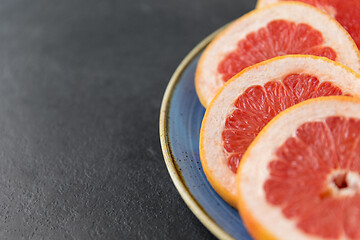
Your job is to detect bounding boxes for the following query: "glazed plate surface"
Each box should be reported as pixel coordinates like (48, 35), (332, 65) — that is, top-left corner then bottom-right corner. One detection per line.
(159, 29), (252, 240)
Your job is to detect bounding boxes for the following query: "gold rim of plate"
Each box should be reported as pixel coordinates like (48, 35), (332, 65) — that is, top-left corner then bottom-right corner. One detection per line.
(159, 25), (234, 240)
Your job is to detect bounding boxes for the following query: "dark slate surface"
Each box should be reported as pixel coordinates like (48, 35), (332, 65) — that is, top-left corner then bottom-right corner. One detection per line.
(0, 0), (256, 239)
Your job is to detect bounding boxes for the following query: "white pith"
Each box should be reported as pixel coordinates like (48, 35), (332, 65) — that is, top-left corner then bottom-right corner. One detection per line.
(196, 2), (360, 107)
(238, 97), (360, 240)
(257, 0), (338, 17)
(201, 56), (360, 207)
(257, 0), (279, 7)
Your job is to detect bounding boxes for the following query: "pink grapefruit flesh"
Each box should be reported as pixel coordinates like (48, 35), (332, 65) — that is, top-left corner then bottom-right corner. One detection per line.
(223, 73), (344, 173)
(218, 20), (337, 82)
(264, 116), (360, 239)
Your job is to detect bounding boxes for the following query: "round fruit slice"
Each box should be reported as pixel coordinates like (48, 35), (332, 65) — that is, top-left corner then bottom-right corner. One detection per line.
(256, 0), (360, 50)
(200, 55), (360, 208)
(237, 96), (360, 240)
(195, 2), (360, 108)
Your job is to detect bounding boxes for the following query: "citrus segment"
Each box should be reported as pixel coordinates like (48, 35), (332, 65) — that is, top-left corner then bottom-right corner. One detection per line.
(257, 0), (360, 49)
(200, 55), (360, 208)
(218, 20), (336, 82)
(223, 74), (344, 173)
(237, 96), (360, 240)
(195, 2), (360, 108)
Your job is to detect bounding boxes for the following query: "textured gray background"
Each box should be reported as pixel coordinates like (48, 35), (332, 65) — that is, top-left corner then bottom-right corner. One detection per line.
(0, 0), (256, 239)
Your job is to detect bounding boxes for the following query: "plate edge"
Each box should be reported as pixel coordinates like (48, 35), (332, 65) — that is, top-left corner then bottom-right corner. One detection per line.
(159, 25), (235, 240)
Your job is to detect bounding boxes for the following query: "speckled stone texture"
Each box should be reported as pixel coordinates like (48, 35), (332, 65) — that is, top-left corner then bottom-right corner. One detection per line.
(0, 0), (255, 239)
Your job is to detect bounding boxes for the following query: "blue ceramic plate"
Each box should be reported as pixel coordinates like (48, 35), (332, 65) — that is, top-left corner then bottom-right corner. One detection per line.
(159, 28), (252, 240)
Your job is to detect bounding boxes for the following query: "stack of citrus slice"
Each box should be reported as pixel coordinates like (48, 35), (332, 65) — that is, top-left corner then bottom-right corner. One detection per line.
(196, 1), (360, 239)
(200, 55), (360, 208)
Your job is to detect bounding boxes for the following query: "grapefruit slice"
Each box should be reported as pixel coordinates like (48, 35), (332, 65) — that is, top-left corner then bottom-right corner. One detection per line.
(237, 96), (360, 240)
(256, 0), (360, 50)
(195, 2), (360, 108)
(200, 55), (360, 208)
